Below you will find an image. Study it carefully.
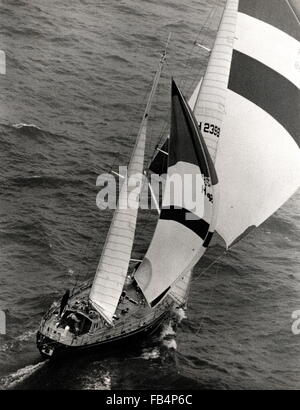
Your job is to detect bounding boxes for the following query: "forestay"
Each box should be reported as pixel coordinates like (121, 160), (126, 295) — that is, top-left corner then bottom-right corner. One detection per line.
(169, 270), (192, 306)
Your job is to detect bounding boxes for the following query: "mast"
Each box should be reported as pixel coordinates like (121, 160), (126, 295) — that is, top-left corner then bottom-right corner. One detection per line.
(89, 38), (169, 324)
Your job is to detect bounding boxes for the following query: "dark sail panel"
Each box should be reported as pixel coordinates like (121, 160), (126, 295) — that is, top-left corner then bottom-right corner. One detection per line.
(149, 139), (169, 175)
(170, 80), (218, 185)
(238, 0), (300, 41)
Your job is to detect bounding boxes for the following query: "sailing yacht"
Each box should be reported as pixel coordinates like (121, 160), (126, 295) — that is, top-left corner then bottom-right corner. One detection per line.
(37, 0), (300, 358)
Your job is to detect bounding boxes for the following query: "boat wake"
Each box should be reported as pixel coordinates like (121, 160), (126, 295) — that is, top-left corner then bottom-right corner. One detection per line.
(81, 371), (111, 390)
(0, 361), (46, 390)
(141, 347), (161, 360)
(162, 337), (177, 351)
(159, 307), (188, 351)
(160, 321), (177, 351)
(160, 322), (176, 338)
(173, 307), (187, 323)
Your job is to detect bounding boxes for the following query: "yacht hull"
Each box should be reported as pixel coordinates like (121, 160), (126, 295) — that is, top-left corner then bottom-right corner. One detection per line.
(37, 310), (170, 359)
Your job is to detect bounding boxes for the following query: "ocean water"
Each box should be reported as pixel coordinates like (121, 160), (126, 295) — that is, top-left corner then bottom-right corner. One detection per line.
(0, 0), (299, 390)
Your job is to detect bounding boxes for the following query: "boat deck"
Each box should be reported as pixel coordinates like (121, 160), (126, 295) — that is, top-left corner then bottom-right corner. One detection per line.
(38, 277), (173, 349)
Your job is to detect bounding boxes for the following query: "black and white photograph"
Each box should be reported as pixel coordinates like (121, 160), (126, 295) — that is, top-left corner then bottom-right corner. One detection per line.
(0, 0), (299, 393)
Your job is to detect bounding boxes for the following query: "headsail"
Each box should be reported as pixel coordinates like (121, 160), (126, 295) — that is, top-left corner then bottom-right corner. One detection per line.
(135, 80), (218, 307)
(149, 78), (203, 175)
(215, 0), (300, 247)
(89, 53), (166, 323)
(169, 270), (192, 306)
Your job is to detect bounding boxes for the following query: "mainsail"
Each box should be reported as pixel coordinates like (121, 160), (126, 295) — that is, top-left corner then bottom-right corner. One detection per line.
(89, 53), (166, 323)
(135, 80), (218, 307)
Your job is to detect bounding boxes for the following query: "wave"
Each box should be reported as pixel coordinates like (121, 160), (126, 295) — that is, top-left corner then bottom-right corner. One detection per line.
(117, 4), (145, 17)
(81, 371), (111, 390)
(173, 307), (187, 323)
(106, 54), (130, 65)
(6, 122), (73, 143)
(160, 321), (177, 351)
(160, 322), (176, 338)
(0, 340), (14, 354)
(0, 327), (37, 355)
(141, 347), (160, 360)
(8, 175), (86, 189)
(12, 123), (41, 130)
(16, 329), (37, 343)
(162, 338), (177, 350)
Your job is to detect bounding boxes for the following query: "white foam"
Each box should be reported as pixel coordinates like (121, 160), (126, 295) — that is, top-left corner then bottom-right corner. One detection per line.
(13, 123), (41, 130)
(0, 329), (36, 354)
(160, 322), (176, 339)
(141, 347), (160, 360)
(163, 338), (177, 350)
(0, 341), (13, 353)
(103, 374), (111, 389)
(174, 307), (187, 323)
(82, 372), (111, 390)
(0, 361), (46, 389)
(16, 329), (37, 342)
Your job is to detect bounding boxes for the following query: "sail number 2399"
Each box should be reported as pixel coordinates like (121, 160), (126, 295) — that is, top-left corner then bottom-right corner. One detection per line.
(199, 122), (220, 137)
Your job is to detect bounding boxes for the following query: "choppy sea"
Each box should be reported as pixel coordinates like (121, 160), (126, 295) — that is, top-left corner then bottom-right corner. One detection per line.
(0, 0), (299, 390)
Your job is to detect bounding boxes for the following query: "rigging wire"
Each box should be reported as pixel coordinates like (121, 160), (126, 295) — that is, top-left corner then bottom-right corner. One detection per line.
(192, 249), (227, 282)
(71, 236), (94, 291)
(146, 0), (223, 169)
(194, 249), (227, 335)
(181, 0), (222, 95)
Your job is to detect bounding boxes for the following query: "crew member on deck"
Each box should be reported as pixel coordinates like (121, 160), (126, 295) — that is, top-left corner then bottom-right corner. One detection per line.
(59, 289), (70, 316)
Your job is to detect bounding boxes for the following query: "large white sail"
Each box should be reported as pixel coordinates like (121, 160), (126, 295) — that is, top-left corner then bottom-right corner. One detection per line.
(193, 0), (239, 161)
(89, 55), (166, 323)
(183, 0), (300, 248)
(214, 0), (300, 247)
(135, 80), (218, 307)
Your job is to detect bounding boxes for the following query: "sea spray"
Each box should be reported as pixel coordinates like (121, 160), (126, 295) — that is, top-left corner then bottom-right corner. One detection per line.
(173, 307), (187, 323)
(16, 329), (37, 342)
(141, 347), (160, 360)
(81, 371), (112, 390)
(0, 361), (46, 389)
